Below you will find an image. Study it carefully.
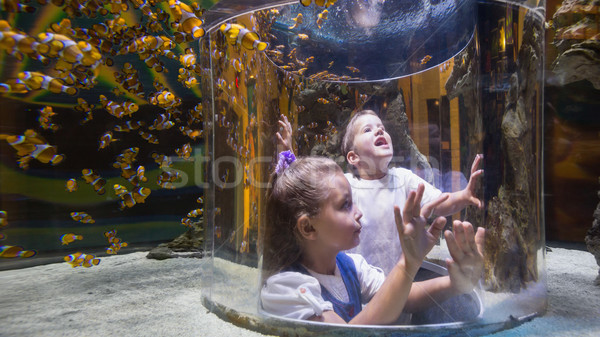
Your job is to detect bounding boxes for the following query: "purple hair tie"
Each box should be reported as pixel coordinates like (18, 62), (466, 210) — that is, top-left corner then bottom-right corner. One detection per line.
(275, 150), (296, 174)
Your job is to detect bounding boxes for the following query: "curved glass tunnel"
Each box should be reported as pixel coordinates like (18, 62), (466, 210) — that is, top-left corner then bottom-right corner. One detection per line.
(200, 0), (547, 335)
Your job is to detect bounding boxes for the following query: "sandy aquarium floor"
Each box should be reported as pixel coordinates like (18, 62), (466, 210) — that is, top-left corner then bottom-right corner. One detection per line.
(0, 243), (599, 337)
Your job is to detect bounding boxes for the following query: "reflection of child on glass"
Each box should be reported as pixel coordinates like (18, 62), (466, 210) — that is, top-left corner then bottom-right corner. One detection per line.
(260, 155), (484, 324)
(275, 110), (485, 317)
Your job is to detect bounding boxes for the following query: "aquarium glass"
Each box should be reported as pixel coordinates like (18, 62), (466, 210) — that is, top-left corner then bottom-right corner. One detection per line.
(0, 0), (550, 335)
(199, 0), (547, 335)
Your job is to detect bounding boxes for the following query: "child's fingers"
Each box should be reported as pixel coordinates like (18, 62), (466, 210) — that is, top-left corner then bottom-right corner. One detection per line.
(445, 229), (464, 262)
(277, 120), (290, 134)
(452, 220), (469, 254)
(462, 222), (478, 253)
(411, 183), (425, 217)
(474, 227), (486, 255)
(404, 190), (417, 223)
(394, 205), (404, 236)
(276, 132), (284, 145)
(428, 216), (447, 238)
(471, 154), (483, 174)
(421, 193), (449, 218)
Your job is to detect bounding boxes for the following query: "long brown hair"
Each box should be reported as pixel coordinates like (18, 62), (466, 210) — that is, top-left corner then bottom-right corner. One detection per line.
(262, 157), (342, 279)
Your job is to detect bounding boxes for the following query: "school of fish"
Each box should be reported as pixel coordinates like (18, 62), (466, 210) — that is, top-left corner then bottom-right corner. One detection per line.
(0, 0), (399, 263)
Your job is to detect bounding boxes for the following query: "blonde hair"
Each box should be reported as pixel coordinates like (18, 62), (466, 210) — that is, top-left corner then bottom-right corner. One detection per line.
(341, 109), (379, 176)
(341, 109), (379, 157)
(263, 156), (343, 277)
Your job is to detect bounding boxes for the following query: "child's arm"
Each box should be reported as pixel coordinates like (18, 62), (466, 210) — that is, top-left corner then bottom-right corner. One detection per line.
(276, 115), (294, 153)
(422, 154), (484, 218)
(347, 184), (447, 325)
(403, 220), (485, 313)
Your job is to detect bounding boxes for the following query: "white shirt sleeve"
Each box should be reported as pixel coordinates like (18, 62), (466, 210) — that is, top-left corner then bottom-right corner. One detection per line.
(347, 253), (385, 303)
(260, 271), (334, 320)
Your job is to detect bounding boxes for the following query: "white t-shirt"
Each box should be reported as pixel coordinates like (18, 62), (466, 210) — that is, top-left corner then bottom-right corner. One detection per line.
(345, 167), (442, 275)
(260, 254), (385, 320)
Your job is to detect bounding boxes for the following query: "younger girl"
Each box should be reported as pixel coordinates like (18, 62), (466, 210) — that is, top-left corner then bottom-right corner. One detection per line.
(260, 154), (484, 324)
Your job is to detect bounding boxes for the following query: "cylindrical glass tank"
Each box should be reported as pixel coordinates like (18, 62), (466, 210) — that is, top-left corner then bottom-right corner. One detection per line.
(200, 0), (546, 335)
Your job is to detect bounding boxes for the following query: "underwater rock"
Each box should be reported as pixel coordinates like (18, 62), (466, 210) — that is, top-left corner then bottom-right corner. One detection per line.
(585, 178), (600, 286)
(552, 40), (600, 90)
(552, 0), (600, 54)
(147, 218), (204, 260)
(446, 11), (543, 293)
(483, 12), (543, 293)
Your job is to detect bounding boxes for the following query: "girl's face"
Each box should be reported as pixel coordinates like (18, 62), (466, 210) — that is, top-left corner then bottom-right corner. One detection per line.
(310, 172), (363, 252)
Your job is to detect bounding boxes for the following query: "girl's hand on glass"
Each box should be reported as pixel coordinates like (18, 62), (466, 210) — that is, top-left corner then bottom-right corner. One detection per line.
(394, 183), (447, 268)
(444, 220), (485, 294)
(276, 114), (293, 153)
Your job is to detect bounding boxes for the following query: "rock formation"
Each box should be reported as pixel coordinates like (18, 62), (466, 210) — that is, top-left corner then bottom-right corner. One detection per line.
(446, 9), (544, 292)
(147, 217), (204, 260)
(551, 0), (600, 89)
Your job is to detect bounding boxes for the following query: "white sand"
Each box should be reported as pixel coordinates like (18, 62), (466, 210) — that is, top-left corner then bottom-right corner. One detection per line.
(0, 246), (598, 337)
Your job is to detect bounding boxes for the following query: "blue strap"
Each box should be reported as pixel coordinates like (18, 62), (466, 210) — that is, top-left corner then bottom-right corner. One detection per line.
(286, 253), (363, 322)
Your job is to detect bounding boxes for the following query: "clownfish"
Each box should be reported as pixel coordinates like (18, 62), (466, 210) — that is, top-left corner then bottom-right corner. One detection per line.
(151, 153), (172, 168)
(169, 0), (205, 39)
(113, 147), (139, 169)
(17, 71), (77, 95)
(81, 169), (106, 195)
(114, 120), (145, 133)
(39, 106), (59, 131)
(99, 95), (139, 118)
(70, 211), (95, 224)
(175, 143), (192, 160)
(37, 33), (101, 67)
(0, 211), (7, 240)
(130, 0), (158, 20)
(181, 217), (196, 228)
(113, 184), (129, 197)
(179, 52), (196, 68)
(219, 23), (268, 51)
(0, 130), (64, 169)
(420, 55), (432, 65)
(61, 233), (83, 245)
(139, 131), (159, 144)
(231, 58), (244, 72)
(75, 98), (94, 124)
(0, 245), (36, 258)
(65, 178), (78, 192)
(316, 9), (329, 28)
(104, 230), (128, 254)
(180, 126), (203, 140)
(106, 241), (128, 254)
(157, 170), (180, 189)
(64, 252), (100, 268)
(187, 208), (203, 217)
(150, 90), (180, 109)
(0, 210), (6, 228)
(98, 131), (118, 150)
(289, 13), (303, 29)
(300, 0), (337, 7)
(118, 187), (151, 209)
(150, 113), (175, 130)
